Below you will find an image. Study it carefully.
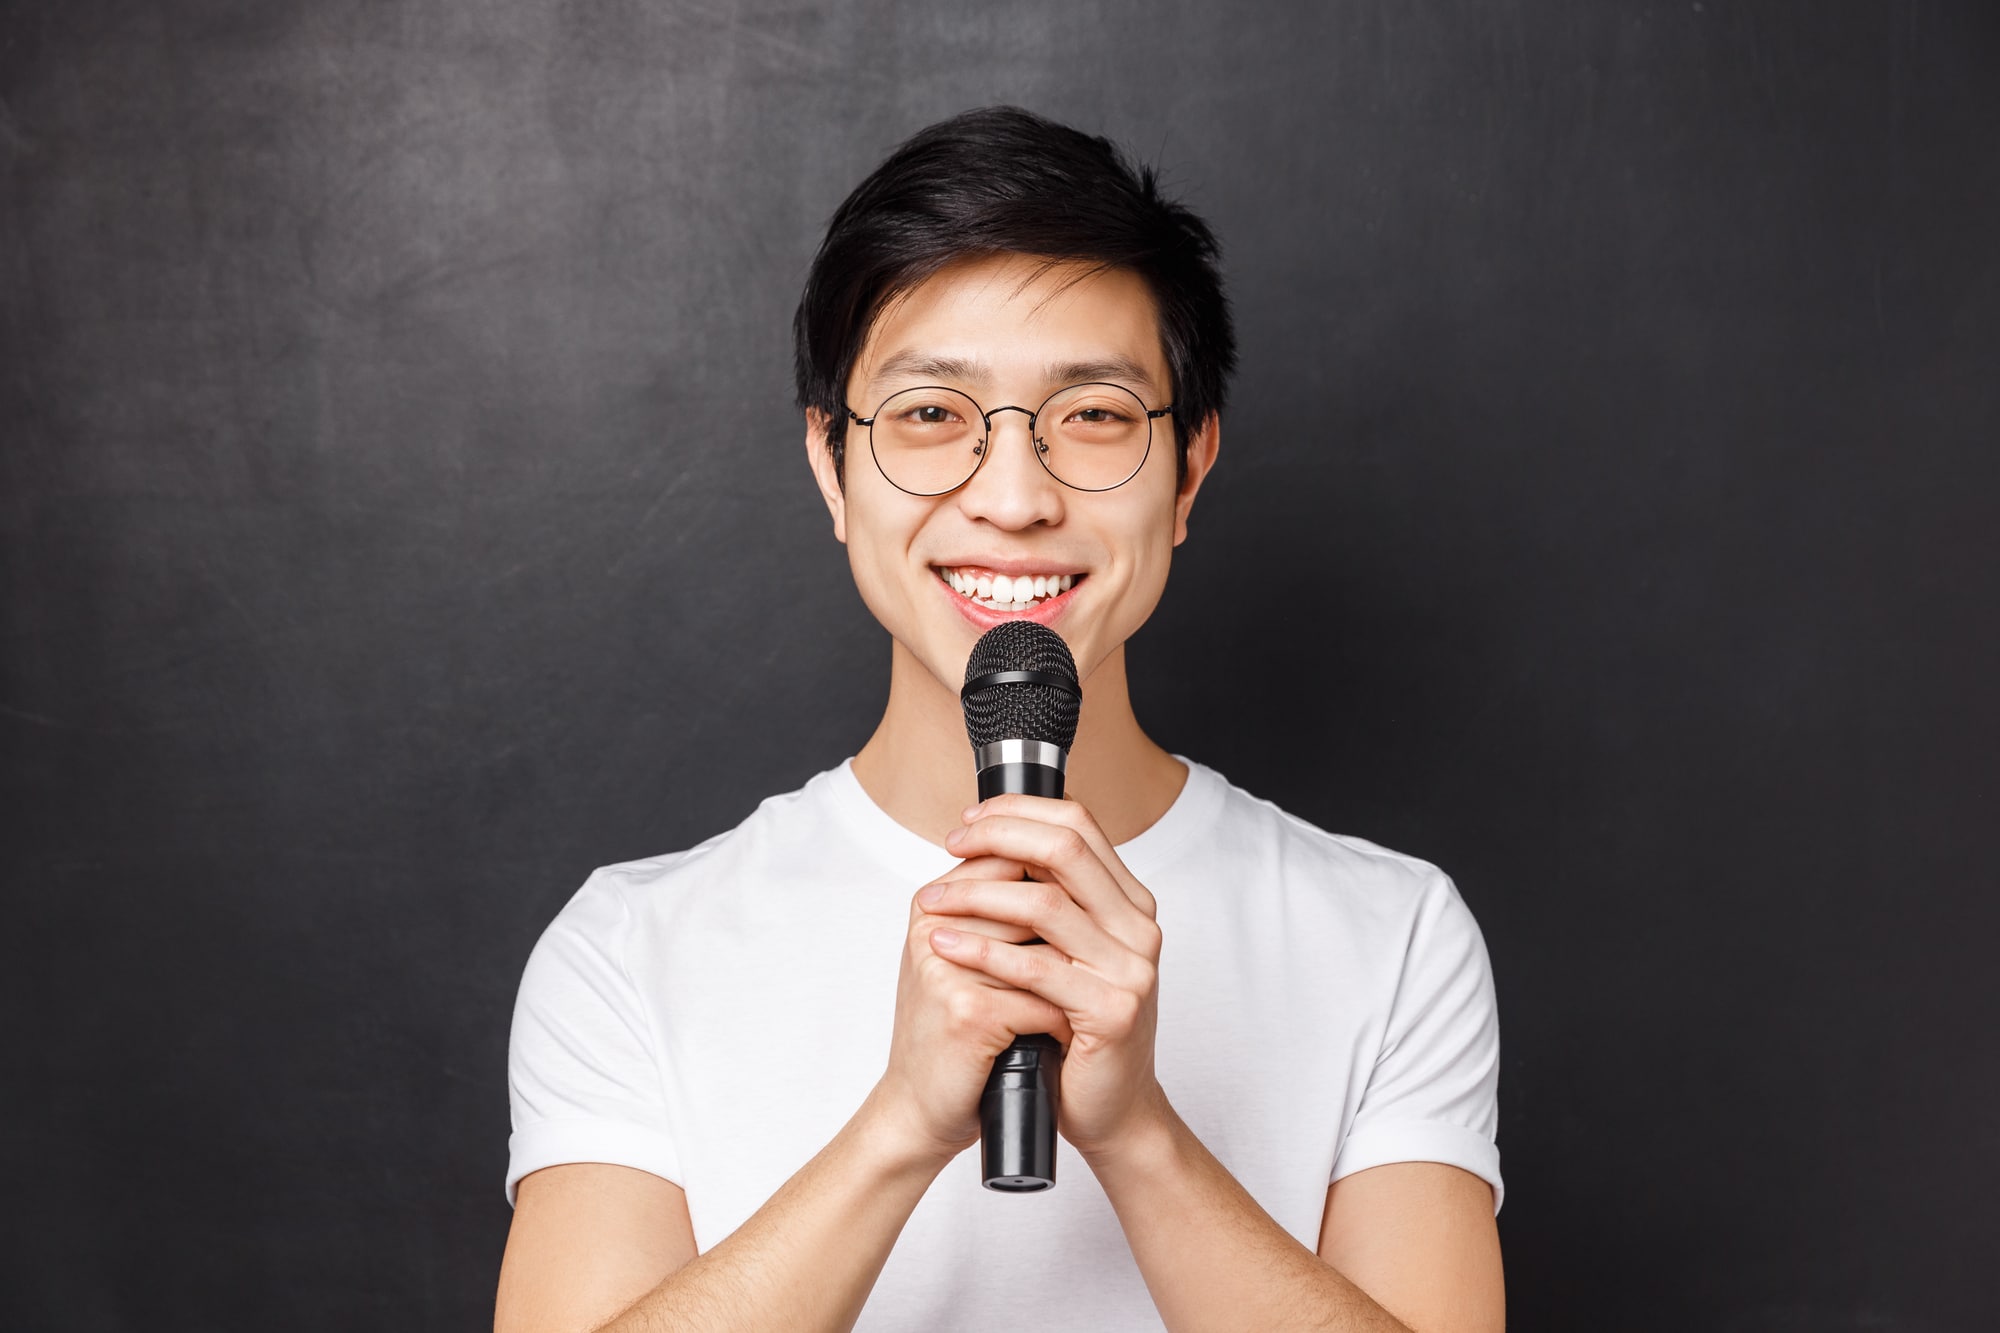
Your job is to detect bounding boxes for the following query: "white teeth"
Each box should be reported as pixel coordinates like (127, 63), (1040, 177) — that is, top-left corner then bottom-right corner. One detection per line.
(939, 567), (1081, 611)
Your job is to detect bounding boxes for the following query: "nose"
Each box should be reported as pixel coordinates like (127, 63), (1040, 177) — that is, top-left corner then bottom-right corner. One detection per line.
(956, 407), (1065, 529)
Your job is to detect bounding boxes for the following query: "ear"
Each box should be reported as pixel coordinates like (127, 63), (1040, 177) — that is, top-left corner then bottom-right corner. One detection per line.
(1171, 412), (1221, 547)
(804, 408), (848, 545)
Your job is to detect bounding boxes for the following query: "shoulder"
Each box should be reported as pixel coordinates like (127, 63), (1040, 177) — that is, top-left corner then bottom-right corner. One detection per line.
(1187, 759), (1466, 922)
(541, 763), (851, 937)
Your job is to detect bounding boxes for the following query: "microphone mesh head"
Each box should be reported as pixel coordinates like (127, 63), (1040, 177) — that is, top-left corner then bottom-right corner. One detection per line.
(962, 621), (1081, 751)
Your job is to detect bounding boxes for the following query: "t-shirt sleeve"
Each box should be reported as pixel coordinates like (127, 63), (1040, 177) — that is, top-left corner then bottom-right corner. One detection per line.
(1331, 868), (1505, 1215)
(505, 869), (682, 1208)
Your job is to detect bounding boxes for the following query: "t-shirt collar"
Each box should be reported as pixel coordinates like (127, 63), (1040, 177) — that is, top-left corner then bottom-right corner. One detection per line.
(825, 754), (1224, 889)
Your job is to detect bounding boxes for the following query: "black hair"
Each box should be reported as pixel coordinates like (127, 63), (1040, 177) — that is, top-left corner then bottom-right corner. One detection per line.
(793, 106), (1236, 491)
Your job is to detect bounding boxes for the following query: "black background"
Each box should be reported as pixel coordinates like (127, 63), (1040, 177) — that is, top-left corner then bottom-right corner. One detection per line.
(5, 2), (1996, 1329)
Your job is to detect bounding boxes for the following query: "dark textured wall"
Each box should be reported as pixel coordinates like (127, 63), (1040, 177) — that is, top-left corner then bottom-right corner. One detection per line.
(4, 2), (1995, 1328)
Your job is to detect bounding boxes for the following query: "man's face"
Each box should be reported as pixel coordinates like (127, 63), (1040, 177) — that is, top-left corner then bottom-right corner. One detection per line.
(807, 252), (1218, 695)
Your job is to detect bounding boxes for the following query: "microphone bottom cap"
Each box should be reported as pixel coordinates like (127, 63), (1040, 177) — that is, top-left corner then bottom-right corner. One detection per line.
(980, 1033), (1062, 1191)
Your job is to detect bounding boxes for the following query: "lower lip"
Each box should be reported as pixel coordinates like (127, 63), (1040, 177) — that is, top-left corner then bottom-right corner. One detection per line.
(934, 572), (1084, 630)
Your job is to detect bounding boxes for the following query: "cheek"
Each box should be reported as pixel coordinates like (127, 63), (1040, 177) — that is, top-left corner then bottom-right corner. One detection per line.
(1123, 532), (1176, 606)
(840, 488), (931, 597)
(1086, 495), (1179, 639)
(1121, 480), (1184, 581)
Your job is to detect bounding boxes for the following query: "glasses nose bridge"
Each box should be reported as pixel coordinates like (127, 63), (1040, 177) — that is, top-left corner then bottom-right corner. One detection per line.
(979, 401), (1041, 441)
(962, 400), (1055, 496)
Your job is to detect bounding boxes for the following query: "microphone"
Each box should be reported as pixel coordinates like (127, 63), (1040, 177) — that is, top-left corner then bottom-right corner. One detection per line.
(959, 620), (1081, 1192)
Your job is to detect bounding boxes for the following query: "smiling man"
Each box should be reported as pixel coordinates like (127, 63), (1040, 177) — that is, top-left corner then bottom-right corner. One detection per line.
(496, 107), (1505, 1333)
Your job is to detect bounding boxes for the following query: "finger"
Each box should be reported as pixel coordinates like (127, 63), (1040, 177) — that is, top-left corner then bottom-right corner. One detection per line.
(944, 813), (1157, 953)
(928, 928), (1134, 1020)
(948, 853), (1031, 881)
(920, 878), (1130, 979)
(909, 855), (1030, 924)
(912, 852), (1032, 924)
(930, 962), (1075, 1048)
(920, 911), (1039, 950)
(966, 794), (1158, 919)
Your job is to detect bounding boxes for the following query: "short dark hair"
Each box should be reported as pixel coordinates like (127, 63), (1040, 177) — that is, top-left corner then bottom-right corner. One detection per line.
(793, 106), (1237, 491)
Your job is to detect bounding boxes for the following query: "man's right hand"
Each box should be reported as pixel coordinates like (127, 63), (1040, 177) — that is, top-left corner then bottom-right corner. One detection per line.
(870, 854), (1077, 1167)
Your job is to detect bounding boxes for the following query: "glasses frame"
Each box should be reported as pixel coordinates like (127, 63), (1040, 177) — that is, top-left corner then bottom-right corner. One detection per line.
(846, 381), (1174, 497)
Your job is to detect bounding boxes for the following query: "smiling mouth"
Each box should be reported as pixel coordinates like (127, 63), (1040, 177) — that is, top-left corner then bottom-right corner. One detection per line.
(933, 566), (1084, 613)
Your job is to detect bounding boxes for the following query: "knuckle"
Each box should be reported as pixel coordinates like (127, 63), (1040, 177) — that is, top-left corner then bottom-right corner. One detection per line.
(1044, 801), (1083, 829)
(1053, 828), (1091, 862)
(1028, 883), (1067, 920)
(944, 988), (983, 1028)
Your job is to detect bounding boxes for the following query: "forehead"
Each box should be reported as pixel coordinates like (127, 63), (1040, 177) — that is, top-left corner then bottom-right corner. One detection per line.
(852, 254), (1169, 397)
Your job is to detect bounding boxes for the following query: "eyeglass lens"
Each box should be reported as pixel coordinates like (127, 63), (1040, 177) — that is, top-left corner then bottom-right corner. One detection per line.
(867, 383), (1154, 495)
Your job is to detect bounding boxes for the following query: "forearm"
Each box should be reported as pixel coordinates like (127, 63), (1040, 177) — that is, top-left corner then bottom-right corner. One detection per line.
(1087, 1100), (1409, 1333)
(598, 1087), (946, 1333)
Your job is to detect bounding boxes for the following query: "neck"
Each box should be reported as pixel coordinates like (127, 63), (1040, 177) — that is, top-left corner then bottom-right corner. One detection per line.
(851, 638), (1188, 848)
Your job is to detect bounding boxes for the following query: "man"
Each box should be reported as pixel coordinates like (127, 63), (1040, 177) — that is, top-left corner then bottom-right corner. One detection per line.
(496, 106), (1505, 1332)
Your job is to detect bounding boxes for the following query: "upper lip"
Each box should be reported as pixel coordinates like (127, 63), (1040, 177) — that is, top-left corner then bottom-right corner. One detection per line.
(930, 558), (1088, 577)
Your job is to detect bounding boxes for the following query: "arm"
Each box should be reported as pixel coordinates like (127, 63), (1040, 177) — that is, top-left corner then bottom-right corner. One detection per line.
(499, 851), (1052, 1333)
(927, 796), (1505, 1331)
(496, 1085), (948, 1333)
(1083, 1099), (1504, 1333)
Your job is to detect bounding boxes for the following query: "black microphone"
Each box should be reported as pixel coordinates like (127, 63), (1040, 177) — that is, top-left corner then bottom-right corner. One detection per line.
(959, 620), (1081, 1192)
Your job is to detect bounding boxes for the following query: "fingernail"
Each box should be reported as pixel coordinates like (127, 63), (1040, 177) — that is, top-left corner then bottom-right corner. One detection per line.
(919, 883), (944, 905)
(931, 928), (961, 947)
(944, 826), (965, 847)
(962, 803), (983, 821)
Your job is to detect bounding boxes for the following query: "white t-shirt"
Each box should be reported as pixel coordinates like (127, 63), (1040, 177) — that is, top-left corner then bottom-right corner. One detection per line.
(507, 757), (1502, 1330)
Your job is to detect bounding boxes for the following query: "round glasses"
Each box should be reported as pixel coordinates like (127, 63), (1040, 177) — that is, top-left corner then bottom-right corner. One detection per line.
(846, 382), (1173, 496)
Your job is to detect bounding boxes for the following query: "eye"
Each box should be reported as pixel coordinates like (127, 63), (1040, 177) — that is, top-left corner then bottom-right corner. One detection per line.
(1064, 404), (1135, 426)
(895, 401), (967, 426)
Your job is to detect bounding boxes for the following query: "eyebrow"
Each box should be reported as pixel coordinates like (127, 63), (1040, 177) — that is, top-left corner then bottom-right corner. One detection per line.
(868, 351), (1161, 396)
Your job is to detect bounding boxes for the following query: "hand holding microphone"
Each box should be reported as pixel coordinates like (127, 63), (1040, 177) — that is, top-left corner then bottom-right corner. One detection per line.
(876, 621), (1168, 1185)
(878, 621), (1169, 1191)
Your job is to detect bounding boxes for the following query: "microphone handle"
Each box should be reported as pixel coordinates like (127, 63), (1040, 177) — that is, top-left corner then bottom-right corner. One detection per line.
(975, 758), (1065, 1191)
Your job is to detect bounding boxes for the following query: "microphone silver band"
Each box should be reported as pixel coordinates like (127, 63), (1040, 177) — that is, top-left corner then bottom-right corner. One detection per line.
(974, 740), (1068, 773)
